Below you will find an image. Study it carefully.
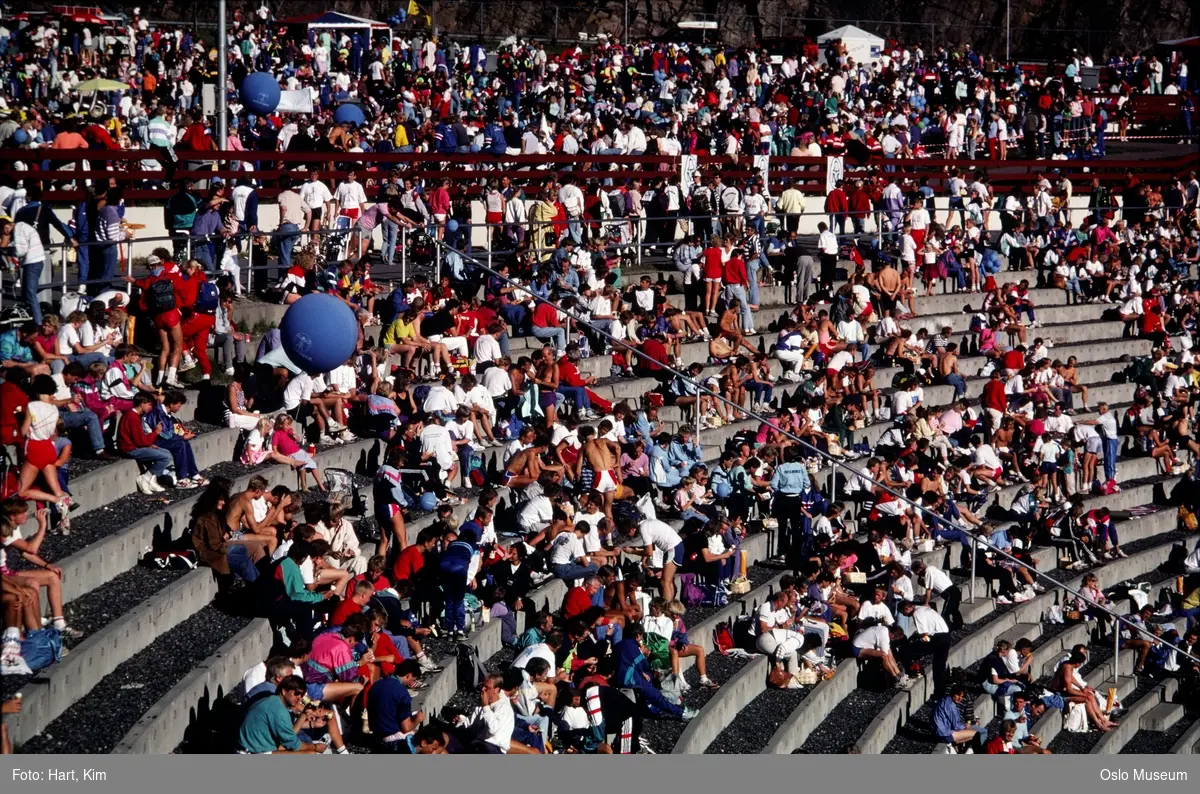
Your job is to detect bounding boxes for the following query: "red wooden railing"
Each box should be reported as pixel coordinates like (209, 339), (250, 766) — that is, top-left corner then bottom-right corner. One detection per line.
(3, 149), (1196, 203)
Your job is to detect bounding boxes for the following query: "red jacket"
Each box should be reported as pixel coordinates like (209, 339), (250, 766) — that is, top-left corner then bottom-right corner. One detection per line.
(117, 409), (161, 453)
(558, 358), (589, 388)
(981, 379), (1008, 413)
(723, 256), (749, 286)
(824, 188), (849, 214)
(562, 586), (593, 620)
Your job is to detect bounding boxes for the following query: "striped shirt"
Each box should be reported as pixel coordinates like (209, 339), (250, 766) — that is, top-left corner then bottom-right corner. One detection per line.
(147, 116), (175, 149)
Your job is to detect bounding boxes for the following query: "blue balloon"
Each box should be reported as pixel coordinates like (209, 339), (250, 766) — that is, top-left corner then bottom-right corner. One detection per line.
(419, 492), (439, 512)
(446, 219), (459, 233)
(240, 72), (281, 115)
(279, 293), (358, 375)
(333, 103), (366, 127)
(12, 129), (29, 145)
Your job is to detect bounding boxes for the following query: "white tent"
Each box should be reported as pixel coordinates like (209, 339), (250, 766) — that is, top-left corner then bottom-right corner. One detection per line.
(816, 25), (884, 67)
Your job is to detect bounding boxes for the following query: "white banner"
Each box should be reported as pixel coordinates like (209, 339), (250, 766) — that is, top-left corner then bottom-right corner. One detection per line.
(276, 90), (314, 114)
(826, 155), (844, 195)
(679, 154), (698, 195)
(753, 154), (770, 197)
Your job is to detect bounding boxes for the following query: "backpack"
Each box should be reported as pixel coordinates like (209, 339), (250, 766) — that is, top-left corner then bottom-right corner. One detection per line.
(146, 278), (177, 314)
(457, 641), (486, 690)
(692, 189), (711, 216)
(467, 452), (485, 487)
(194, 281), (220, 313)
(713, 621), (735, 653)
(678, 573), (706, 608)
(608, 189), (628, 218)
(21, 627), (64, 672)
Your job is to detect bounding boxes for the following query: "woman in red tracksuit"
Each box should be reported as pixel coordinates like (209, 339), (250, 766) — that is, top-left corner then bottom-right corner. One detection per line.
(126, 256), (185, 388)
(177, 260), (217, 380)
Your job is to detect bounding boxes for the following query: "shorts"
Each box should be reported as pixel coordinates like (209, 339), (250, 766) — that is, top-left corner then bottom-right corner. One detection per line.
(593, 469), (618, 494)
(287, 403), (315, 425)
(1085, 436), (1103, 455)
(433, 213), (447, 224)
(486, 211), (502, 225)
(307, 682), (327, 701)
(23, 437), (58, 469)
(155, 309), (182, 331)
(670, 541), (686, 566)
(340, 208), (361, 221)
(377, 502), (404, 524)
(311, 207), (323, 221)
(290, 450), (318, 471)
(1039, 461), (1058, 474)
(875, 294), (897, 315)
(703, 276), (723, 283)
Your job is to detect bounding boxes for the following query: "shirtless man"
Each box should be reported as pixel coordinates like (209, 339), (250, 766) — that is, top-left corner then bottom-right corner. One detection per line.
(938, 342), (968, 399)
(225, 476), (292, 556)
(873, 259), (909, 319)
(575, 424), (622, 524)
(504, 435), (563, 490)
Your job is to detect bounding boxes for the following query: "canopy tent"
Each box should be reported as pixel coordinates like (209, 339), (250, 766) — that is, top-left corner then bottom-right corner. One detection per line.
(279, 11), (390, 32)
(816, 25), (884, 67)
(75, 78), (130, 93)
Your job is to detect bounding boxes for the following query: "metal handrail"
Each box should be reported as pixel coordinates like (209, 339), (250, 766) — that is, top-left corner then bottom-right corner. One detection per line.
(427, 233), (1200, 680)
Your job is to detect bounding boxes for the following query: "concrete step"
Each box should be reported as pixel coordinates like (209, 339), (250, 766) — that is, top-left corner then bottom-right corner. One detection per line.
(997, 622), (1044, 647)
(1087, 674), (1138, 705)
(1140, 702), (1186, 732)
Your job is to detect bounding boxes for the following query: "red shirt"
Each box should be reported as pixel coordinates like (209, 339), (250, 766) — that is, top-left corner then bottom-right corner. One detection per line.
(640, 339), (667, 371)
(723, 256), (748, 286)
(532, 302), (560, 329)
(825, 188), (849, 214)
(558, 358), (588, 387)
(1001, 349), (1025, 371)
(702, 246), (724, 279)
(981, 379), (1008, 413)
(392, 545), (425, 583)
(562, 586), (593, 620)
(330, 598), (366, 626)
(1, 381), (29, 445)
(349, 573), (393, 592)
(117, 409), (161, 453)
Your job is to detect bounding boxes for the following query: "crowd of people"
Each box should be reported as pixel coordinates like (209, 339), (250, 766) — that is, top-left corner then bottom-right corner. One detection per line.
(3, 3), (1200, 759)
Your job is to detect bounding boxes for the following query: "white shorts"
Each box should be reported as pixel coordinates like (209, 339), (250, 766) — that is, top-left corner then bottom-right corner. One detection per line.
(427, 334), (469, 357)
(593, 469), (618, 494)
(1085, 436), (1103, 455)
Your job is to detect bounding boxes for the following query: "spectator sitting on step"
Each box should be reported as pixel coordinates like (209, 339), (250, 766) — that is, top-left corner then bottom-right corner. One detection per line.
(146, 390), (206, 489)
(985, 718), (1053, 754)
(117, 391), (177, 494)
(0, 497), (82, 638)
(1, 321), (51, 376)
(364, 658), (426, 751)
(304, 611), (370, 699)
(237, 675), (329, 754)
(933, 684), (985, 751)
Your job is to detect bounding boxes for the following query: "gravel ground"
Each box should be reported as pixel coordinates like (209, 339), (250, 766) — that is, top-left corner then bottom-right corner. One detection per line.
(0, 566), (188, 700)
(639, 651), (752, 754)
(798, 686), (897, 753)
(1120, 707), (1200, 754)
(18, 605), (251, 754)
(705, 684), (810, 753)
(442, 646), (516, 717)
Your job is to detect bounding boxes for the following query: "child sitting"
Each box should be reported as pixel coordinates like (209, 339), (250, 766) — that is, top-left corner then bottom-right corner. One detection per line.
(147, 391), (207, 489)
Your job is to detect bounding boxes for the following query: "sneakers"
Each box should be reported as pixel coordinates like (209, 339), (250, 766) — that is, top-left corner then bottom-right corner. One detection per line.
(1114, 548), (1128, 558)
(995, 595), (1013, 605)
(224, 367), (235, 376)
(897, 675), (917, 689)
(318, 434), (339, 446)
(136, 473), (162, 494)
(177, 354), (197, 372)
(164, 378), (184, 389)
(699, 675), (719, 689)
(339, 430), (358, 442)
(327, 420), (346, 433)
(177, 477), (195, 489)
(1013, 589), (1034, 603)
(681, 707), (700, 721)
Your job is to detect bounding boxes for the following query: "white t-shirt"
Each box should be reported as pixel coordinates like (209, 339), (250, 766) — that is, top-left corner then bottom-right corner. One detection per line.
(334, 180), (368, 211)
(636, 519), (682, 554)
(549, 530), (585, 565)
(282, 373), (314, 411)
(474, 334), (502, 364)
(300, 180), (333, 211)
(482, 366), (511, 397)
(419, 424), (456, 469)
(56, 324), (81, 356)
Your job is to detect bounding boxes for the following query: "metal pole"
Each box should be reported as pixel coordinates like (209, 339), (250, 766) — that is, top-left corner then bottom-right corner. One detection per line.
(401, 226), (407, 282)
(246, 235), (253, 295)
(1109, 621), (1120, 687)
(1006, 0), (1011, 63)
(217, 0), (228, 149)
(623, 0), (629, 43)
(125, 241), (132, 296)
(969, 540), (977, 604)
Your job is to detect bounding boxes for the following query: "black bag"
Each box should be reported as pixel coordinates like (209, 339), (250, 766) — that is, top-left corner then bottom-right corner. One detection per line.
(146, 279), (177, 314)
(457, 641), (486, 690)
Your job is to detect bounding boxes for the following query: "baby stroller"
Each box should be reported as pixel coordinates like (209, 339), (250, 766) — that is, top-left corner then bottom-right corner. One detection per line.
(321, 215), (354, 263)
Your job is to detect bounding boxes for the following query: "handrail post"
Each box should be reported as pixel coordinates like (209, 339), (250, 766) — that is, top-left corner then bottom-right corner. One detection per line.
(970, 540), (977, 604)
(246, 236), (253, 295)
(1113, 623), (1121, 686)
(401, 226), (407, 282)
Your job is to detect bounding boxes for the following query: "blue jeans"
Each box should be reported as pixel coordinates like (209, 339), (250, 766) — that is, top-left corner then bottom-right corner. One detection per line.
(441, 570), (468, 633)
(552, 561), (599, 581)
(630, 676), (683, 719)
(557, 385), (591, 412)
(499, 304), (528, 335)
(381, 218), (399, 265)
(125, 445), (173, 476)
(531, 325), (566, 352)
(746, 256), (760, 306)
(21, 260), (44, 323)
(92, 245), (118, 296)
(1102, 437), (1119, 482)
(61, 408), (104, 453)
(227, 543), (260, 582)
(278, 222), (300, 268)
(944, 373), (967, 399)
(724, 284), (753, 330)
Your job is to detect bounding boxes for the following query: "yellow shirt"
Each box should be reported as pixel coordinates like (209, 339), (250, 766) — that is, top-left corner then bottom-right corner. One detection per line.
(382, 317), (415, 345)
(394, 125), (409, 148)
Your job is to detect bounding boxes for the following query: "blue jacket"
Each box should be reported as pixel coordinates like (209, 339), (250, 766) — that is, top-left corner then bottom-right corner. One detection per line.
(439, 539), (476, 578)
(770, 462), (811, 496)
(668, 439), (702, 470)
(483, 123), (507, 155)
(434, 122), (458, 153)
(614, 637), (651, 689)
